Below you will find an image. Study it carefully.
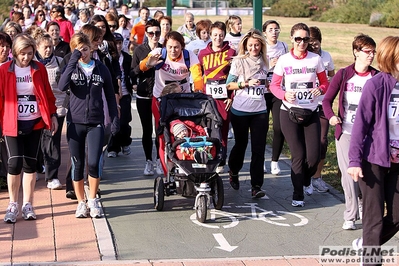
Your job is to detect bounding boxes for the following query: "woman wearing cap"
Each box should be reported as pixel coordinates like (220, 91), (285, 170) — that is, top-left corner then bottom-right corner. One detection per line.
(106, 32), (132, 158)
(270, 23), (329, 207)
(50, 5), (74, 43)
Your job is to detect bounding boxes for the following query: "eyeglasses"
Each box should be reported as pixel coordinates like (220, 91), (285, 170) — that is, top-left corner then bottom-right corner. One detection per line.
(51, 10), (57, 13)
(267, 28), (280, 33)
(294, 36), (310, 43)
(147, 31), (161, 37)
(360, 49), (376, 56)
(109, 24), (117, 29)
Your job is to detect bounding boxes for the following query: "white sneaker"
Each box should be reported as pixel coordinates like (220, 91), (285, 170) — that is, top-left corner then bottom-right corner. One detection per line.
(22, 202), (36, 220)
(87, 198), (101, 218)
(304, 184), (314, 196)
(312, 177), (329, 193)
(292, 200), (304, 207)
(4, 202), (19, 223)
(270, 161), (280, 175)
(122, 146), (131, 155)
(352, 237), (363, 251)
(75, 201), (87, 218)
(107, 151), (117, 158)
(47, 178), (63, 190)
(342, 220), (356, 230)
(358, 198), (363, 220)
(216, 166), (224, 174)
(263, 161), (267, 173)
(228, 129), (234, 139)
(155, 159), (163, 175)
(144, 160), (154, 176)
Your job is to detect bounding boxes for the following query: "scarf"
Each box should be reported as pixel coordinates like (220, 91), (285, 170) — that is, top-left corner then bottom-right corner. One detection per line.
(36, 52), (53, 66)
(235, 55), (265, 81)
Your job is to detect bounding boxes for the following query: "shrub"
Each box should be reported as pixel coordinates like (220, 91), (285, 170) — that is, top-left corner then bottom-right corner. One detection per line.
(370, 0), (399, 28)
(316, 0), (384, 24)
(266, 0), (332, 18)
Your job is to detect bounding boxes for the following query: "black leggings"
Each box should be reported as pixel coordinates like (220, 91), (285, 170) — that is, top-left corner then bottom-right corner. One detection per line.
(4, 129), (42, 175)
(108, 94), (132, 152)
(228, 112), (268, 188)
(136, 97), (159, 160)
(280, 109), (321, 201)
(318, 105), (329, 160)
(265, 93), (284, 161)
(67, 123), (104, 181)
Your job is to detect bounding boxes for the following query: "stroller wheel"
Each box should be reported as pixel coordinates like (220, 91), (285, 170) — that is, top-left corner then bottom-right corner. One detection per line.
(211, 174), (224, 210)
(154, 176), (164, 211)
(196, 195), (207, 223)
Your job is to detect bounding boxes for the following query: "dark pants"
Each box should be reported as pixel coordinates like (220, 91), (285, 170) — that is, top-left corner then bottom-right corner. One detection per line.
(107, 94), (132, 153)
(67, 123), (104, 181)
(137, 97), (159, 161)
(42, 115), (65, 181)
(265, 93), (284, 161)
(318, 106), (329, 160)
(280, 109), (320, 201)
(228, 112), (268, 189)
(4, 130), (42, 175)
(359, 160), (399, 266)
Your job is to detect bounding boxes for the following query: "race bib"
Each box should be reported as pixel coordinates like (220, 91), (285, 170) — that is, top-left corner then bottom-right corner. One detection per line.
(206, 80), (227, 99)
(345, 104), (358, 124)
(17, 95), (38, 119)
(389, 93), (399, 124)
(245, 79), (266, 100)
(290, 82), (314, 105)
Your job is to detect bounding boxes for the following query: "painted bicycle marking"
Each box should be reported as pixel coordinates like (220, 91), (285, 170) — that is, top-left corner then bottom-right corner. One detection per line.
(191, 203), (308, 228)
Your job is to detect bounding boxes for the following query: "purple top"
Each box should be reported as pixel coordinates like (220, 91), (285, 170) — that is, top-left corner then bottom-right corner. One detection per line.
(348, 72), (397, 168)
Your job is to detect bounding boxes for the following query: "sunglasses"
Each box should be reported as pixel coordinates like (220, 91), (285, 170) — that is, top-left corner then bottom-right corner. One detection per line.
(147, 31), (161, 37)
(294, 36), (310, 43)
(360, 49), (376, 56)
(51, 10), (57, 13)
(39, 14), (44, 16)
(109, 24), (117, 29)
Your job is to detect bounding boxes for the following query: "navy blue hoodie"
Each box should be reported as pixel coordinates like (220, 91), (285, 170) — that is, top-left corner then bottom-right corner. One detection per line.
(58, 49), (118, 125)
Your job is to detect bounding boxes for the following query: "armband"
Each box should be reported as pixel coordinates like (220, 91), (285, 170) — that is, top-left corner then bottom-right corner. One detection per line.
(238, 81), (242, 89)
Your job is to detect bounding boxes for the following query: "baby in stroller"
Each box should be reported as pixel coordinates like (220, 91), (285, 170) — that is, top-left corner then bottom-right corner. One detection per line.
(153, 91), (225, 223)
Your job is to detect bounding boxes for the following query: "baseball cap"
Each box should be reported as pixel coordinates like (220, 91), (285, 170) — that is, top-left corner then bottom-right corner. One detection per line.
(113, 32), (123, 41)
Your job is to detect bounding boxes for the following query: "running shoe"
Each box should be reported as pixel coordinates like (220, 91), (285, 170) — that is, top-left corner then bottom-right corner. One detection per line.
(47, 178), (63, 190)
(87, 198), (101, 218)
(155, 159), (163, 175)
(107, 151), (117, 158)
(75, 201), (88, 218)
(122, 146), (131, 155)
(270, 161), (281, 175)
(144, 160), (154, 176)
(312, 177), (329, 193)
(4, 202), (19, 223)
(229, 171), (239, 190)
(292, 200), (305, 207)
(22, 202), (36, 220)
(304, 184), (314, 196)
(342, 220), (356, 230)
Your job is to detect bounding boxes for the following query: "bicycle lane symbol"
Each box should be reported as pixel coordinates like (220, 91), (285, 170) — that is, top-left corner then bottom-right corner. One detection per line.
(190, 203), (309, 228)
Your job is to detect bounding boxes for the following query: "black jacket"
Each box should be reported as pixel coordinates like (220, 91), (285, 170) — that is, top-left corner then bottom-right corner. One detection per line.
(120, 51), (133, 95)
(130, 42), (162, 98)
(58, 49), (118, 125)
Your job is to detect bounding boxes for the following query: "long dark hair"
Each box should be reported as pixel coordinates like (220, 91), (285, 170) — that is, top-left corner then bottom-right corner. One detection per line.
(90, 14), (117, 58)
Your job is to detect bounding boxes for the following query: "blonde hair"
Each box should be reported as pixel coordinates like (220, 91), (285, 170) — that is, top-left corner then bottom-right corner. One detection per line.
(236, 28), (268, 69)
(225, 15), (241, 33)
(69, 32), (91, 51)
(161, 82), (181, 96)
(12, 33), (37, 58)
(377, 36), (399, 75)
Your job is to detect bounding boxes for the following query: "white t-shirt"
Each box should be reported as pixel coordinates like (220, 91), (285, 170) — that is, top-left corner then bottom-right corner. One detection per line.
(342, 73), (372, 135)
(152, 48), (199, 98)
(388, 84), (399, 140)
(15, 65), (41, 121)
(317, 49), (335, 103)
(224, 33), (242, 52)
(274, 51), (325, 111)
(230, 59), (267, 113)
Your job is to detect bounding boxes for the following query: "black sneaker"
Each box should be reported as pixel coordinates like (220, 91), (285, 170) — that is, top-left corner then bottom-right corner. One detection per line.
(229, 171), (239, 190)
(66, 190), (77, 200)
(252, 187), (265, 199)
